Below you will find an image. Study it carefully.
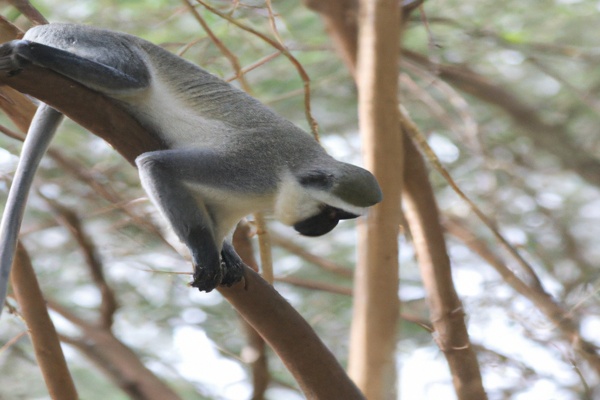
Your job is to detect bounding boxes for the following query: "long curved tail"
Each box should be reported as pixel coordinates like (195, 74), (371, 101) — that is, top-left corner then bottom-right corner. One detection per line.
(0, 104), (64, 314)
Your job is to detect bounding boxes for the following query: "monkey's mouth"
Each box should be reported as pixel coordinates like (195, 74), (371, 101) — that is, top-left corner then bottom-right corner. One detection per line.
(293, 205), (359, 237)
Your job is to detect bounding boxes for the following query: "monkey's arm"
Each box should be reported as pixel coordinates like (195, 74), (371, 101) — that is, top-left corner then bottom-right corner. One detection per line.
(137, 149), (255, 292)
(0, 105), (64, 311)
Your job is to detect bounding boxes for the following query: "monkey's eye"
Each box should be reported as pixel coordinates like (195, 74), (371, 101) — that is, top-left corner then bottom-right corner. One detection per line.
(293, 206), (339, 237)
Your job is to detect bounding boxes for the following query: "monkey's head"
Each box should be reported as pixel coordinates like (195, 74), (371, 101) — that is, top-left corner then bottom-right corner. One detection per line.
(275, 163), (382, 237)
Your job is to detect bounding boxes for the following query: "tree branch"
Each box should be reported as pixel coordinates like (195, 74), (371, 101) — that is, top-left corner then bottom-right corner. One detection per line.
(10, 243), (78, 399)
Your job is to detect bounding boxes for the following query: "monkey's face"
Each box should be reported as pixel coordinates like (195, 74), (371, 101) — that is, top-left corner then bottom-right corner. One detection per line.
(293, 205), (359, 237)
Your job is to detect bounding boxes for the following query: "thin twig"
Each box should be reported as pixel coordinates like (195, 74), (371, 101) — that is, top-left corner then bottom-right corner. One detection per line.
(401, 110), (546, 292)
(265, 0), (284, 47)
(445, 217), (600, 375)
(8, 0), (48, 25)
(42, 195), (118, 329)
(182, 0), (251, 92)
(195, 0), (320, 140)
(0, 330), (28, 354)
(270, 233), (353, 278)
(253, 213), (274, 284)
(275, 275), (352, 295)
(225, 51), (282, 82)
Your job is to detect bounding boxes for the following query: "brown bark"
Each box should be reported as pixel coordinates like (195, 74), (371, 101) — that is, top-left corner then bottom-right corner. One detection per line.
(0, 67), (165, 161)
(402, 134), (487, 398)
(0, 86), (35, 131)
(242, 322), (269, 400)
(7, 0), (48, 25)
(10, 243), (78, 400)
(348, 1), (403, 398)
(220, 266), (365, 400)
(303, 0), (360, 76)
(233, 223), (270, 399)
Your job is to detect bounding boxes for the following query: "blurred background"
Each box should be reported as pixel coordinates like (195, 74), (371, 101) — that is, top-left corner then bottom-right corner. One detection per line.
(1, 1), (599, 399)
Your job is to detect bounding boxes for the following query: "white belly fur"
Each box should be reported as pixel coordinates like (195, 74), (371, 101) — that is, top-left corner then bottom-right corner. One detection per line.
(118, 76), (234, 149)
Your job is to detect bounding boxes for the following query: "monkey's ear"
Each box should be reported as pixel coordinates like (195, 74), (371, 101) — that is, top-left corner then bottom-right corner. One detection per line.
(297, 169), (335, 191)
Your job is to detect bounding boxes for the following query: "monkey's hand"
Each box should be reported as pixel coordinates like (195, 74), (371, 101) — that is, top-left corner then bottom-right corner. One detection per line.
(190, 253), (224, 293)
(220, 242), (245, 287)
(189, 245), (244, 291)
(0, 40), (33, 75)
(188, 232), (224, 292)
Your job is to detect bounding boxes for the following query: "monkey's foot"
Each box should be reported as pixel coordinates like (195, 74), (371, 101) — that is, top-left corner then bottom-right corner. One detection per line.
(0, 40), (32, 74)
(191, 263), (223, 293)
(220, 244), (245, 287)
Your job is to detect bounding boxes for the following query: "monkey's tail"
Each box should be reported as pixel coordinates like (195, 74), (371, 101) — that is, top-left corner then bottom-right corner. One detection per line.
(0, 104), (64, 314)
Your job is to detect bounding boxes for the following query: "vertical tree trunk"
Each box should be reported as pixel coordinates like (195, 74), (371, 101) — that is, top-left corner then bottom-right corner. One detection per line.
(348, 1), (403, 399)
(303, 3), (487, 398)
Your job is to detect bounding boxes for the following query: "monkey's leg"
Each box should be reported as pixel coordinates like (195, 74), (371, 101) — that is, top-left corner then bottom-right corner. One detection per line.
(0, 40), (149, 93)
(136, 149), (249, 292)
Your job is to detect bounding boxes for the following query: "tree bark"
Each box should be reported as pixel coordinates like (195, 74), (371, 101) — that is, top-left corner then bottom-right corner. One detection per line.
(10, 243), (78, 400)
(348, 1), (403, 399)
(402, 133), (487, 399)
(220, 267), (365, 400)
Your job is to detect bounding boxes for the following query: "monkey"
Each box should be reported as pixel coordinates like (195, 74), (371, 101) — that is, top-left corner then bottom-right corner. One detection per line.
(0, 23), (382, 312)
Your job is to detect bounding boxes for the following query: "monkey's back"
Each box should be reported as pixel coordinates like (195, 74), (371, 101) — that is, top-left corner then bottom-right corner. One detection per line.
(23, 23), (328, 173)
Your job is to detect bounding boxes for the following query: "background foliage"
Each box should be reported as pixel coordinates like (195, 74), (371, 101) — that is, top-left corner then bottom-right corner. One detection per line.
(1, 0), (599, 399)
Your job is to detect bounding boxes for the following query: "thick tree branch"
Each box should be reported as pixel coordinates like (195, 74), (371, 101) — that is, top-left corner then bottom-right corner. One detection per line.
(220, 266), (365, 399)
(402, 134), (487, 398)
(10, 243), (78, 399)
(0, 67), (165, 161)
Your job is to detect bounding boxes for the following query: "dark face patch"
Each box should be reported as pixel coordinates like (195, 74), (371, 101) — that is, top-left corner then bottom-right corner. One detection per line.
(297, 169), (335, 191)
(293, 205), (360, 237)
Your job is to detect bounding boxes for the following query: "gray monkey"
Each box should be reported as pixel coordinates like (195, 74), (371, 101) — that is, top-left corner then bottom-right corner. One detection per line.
(0, 23), (382, 311)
